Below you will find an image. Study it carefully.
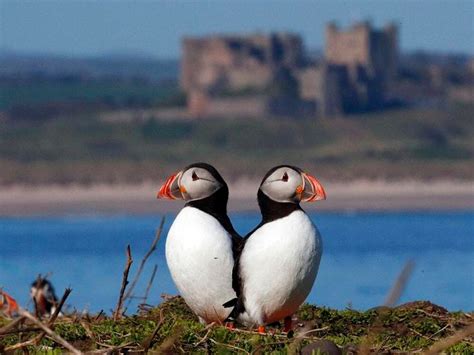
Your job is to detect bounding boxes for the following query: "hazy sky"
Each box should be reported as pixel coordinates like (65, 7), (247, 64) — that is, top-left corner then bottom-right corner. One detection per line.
(1, 0), (473, 58)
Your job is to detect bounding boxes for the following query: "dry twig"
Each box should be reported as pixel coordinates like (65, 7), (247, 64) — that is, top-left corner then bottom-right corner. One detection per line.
(359, 260), (415, 355)
(428, 323), (451, 340)
(384, 259), (415, 307)
(7, 309), (82, 354)
(209, 338), (250, 354)
(91, 341), (134, 354)
(143, 264), (158, 305)
(124, 217), (165, 303)
(94, 310), (105, 321)
(0, 326), (42, 336)
(34, 287), (72, 345)
(297, 326), (331, 337)
(79, 320), (96, 341)
(141, 309), (164, 351)
(193, 327), (213, 347)
(424, 323), (474, 355)
(113, 245), (133, 321)
(2, 288), (72, 352)
(0, 316), (25, 336)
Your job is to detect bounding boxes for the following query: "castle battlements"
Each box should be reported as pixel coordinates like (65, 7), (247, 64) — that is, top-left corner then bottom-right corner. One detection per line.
(180, 22), (398, 117)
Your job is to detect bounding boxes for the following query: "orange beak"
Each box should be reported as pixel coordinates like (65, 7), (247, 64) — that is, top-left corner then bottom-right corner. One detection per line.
(0, 291), (19, 316)
(299, 172), (326, 202)
(157, 171), (183, 200)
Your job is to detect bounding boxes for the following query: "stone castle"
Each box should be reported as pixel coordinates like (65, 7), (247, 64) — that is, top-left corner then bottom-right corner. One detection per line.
(181, 21), (398, 117)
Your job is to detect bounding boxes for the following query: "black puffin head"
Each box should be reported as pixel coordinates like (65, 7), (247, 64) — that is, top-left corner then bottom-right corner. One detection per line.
(257, 165), (326, 222)
(30, 277), (58, 316)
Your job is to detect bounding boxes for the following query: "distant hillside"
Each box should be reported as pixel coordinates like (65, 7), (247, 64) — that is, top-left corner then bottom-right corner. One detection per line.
(0, 104), (472, 184)
(0, 51), (179, 82)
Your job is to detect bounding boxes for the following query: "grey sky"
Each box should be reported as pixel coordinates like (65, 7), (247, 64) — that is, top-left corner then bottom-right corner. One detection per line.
(1, 0), (473, 58)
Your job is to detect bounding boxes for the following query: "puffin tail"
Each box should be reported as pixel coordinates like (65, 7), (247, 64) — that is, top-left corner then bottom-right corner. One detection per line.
(223, 297), (245, 322)
(222, 298), (237, 308)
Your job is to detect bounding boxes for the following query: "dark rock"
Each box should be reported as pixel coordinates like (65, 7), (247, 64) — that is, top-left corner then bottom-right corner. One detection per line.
(397, 300), (448, 314)
(301, 340), (342, 355)
(368, 305), (392, 312)
(343, 344), (358, 355)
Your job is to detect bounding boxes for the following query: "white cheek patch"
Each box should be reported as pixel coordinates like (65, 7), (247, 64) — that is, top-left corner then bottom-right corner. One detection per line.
(186, 180), (221, 201)
(261, 182), (286, 202)
(261, 180), (300, 203)
(180, 169), (222, 201)
(260, 168), (303, 203)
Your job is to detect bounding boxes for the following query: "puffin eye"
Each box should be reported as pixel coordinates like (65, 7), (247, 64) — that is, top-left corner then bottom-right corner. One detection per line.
(192, 171), (199, 181)
(282, 172), (289, 182)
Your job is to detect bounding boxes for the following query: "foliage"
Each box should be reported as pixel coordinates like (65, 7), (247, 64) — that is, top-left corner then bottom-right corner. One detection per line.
(0, 80), (180, 112)
(0, 104), (473, 184)
(1, 297), (472, 353)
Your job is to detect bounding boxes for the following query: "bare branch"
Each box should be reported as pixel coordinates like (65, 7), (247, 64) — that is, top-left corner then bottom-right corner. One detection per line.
(141, 309), (164, 351)
(384, 259), (415, 307)
(89, 341), (134, 354)
(9, 309), (82, 354)
(143, 264), (158, 305)
(114, 245), (133, 321)
(34, 287), (72, 344)
(0, 316), (26, 336)
(124, 217), (165, 302)
(94, 310), (104, 321)
(360, 260), (416, 355)
(424, 323), (474, 355)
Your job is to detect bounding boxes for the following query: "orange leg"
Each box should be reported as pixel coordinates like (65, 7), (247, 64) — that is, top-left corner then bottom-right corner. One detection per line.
(283, 316), (293, 333)
(225, 321), (235, 330)
(258, 325), (266, 334)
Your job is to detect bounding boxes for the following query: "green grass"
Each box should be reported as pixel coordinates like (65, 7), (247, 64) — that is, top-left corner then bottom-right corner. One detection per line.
(0, 104), (473, 184)
(0, 81), (182, 110)
(1, 297), (472, 353)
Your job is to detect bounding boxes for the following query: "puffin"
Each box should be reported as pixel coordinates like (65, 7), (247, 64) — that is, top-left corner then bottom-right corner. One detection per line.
(227, 165), (326, 333)
(30, 277), (59, 317)
(0, 290), (19, 317)
(157, 162), (241, 324)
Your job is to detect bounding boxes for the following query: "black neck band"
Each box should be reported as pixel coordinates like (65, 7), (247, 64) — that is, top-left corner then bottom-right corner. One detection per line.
(257, 189), (301, 224)
(185, 186), (237, 237)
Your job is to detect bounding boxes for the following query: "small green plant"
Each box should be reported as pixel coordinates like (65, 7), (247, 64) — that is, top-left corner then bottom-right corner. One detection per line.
(1, 297), (472, 353)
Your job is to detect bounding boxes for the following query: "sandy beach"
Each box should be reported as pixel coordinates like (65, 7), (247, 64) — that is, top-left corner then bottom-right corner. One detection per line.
(0, 179), (472, 216)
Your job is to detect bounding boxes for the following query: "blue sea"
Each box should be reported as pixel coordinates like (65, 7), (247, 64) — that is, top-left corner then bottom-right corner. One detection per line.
(0, 212), (473, 313)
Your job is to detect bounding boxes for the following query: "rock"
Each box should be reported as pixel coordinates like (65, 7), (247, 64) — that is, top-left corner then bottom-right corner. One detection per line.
(301, 340), (342, 355)
(396, 301), (448, 315)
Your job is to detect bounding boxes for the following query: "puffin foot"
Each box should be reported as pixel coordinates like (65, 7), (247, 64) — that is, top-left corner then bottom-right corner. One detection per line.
(258, 325), (266, 334)
(283, 316), (293, 333)
(225, 321), (235, 330)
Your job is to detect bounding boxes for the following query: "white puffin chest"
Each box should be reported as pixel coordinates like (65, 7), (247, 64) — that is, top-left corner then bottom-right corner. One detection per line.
(240, 210), (322, 325)
(165, 206), (236, 322)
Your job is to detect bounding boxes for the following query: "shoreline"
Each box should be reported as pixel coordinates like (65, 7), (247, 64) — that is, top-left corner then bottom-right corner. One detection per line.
(0, 179), (473, 216)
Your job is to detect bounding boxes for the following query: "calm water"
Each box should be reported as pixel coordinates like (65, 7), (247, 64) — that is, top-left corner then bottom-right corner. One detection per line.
(0, 212), (473, 313)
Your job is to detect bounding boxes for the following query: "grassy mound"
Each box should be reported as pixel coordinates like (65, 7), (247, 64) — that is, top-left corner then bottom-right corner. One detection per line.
(1, 296), (473, 353)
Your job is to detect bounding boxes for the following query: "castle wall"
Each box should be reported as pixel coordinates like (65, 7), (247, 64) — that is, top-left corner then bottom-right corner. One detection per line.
(298, 66), (323, 101)
(325, 22), (371, 68)
(180, 22), (398, 118)
(181, 33), (303, 94)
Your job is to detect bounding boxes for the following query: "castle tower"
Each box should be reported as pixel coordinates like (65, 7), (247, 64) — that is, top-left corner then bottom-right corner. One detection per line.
(324, 21), (398, 110)
(180, 33), (304, 115)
